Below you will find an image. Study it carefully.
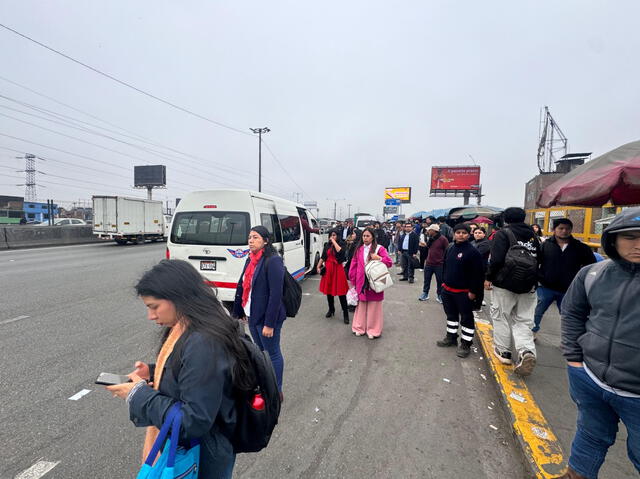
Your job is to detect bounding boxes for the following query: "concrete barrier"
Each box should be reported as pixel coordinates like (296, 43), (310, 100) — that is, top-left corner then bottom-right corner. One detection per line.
(0, 225), (102, 250)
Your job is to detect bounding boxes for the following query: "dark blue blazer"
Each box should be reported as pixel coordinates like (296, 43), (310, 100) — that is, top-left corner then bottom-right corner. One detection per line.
(233, 254), (286, 328)
(399, 231), (419, 255)
(129, 331), (236, 477)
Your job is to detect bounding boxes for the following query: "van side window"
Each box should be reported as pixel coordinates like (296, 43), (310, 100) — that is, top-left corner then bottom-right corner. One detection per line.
(260, 213), (283, 243)
(278, 215), (301, 242)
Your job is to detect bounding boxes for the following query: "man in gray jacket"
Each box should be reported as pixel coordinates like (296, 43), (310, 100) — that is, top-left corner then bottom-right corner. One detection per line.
(557, 207), (640, 479)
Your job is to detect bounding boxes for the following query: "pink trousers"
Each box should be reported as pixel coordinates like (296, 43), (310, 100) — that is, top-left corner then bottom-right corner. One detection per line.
(352, 300), (384, 337)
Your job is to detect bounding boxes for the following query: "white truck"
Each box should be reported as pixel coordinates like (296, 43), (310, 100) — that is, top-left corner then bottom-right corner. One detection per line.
(92, 196), (165, 245)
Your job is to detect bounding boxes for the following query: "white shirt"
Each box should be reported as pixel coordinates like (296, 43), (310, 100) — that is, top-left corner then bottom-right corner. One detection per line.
(243, 294), (251, 318)
(363, 244), (371, 263)
(583, 363), (640, 398)
(343, 228), (349, 240)
(402, 233), (410, 250)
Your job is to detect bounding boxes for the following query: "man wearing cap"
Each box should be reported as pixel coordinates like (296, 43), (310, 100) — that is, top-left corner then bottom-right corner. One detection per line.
(418, 224), (449, 303)
(533, 218), (595, 339)
(557, 207), (640, 479)
(436, 223), (484, 358)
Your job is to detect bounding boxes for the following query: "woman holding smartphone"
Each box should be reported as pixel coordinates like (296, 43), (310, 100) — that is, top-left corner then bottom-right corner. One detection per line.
(105, 259), (253, 478)
(317, 228), (350, 324)
(233, 226), (287, 395)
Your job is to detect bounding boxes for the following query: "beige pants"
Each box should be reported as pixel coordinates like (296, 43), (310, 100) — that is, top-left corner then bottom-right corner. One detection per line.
(490, 286), (536, 357)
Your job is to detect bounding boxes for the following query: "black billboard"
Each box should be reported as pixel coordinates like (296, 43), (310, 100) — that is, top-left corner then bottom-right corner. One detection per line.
(134, 165), (166, 187)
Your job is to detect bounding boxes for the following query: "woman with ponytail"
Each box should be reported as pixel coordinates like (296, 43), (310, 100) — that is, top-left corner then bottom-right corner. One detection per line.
(233, 226), (287, 394)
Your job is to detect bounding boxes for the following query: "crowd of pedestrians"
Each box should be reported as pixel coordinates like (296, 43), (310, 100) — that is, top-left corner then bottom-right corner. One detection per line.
(102, 205), (639, 478)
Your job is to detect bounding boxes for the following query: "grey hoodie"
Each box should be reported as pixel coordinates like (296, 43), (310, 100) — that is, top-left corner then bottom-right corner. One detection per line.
(561, 207), (640, 394)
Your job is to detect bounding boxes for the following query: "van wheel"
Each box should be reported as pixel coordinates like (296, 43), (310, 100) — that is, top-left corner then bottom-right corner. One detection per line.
(310, 253), (320, 275)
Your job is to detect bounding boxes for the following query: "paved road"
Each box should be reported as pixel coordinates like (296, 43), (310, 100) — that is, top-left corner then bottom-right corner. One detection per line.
(1, 243), (525, 478)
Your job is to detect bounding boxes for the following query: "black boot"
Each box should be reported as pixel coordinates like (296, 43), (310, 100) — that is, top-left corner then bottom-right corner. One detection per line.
(326, 295), (335, 318)
(456, 341), (471, 358)
(436, 335), (457, 347)
(339, 296), (349, 324)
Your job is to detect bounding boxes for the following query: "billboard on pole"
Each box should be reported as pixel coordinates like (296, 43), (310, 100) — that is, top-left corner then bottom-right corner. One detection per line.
(384, 187), (412, 204)
(430, 166), (481, 195)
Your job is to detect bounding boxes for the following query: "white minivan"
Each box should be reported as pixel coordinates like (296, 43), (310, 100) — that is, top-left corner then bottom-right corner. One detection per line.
(166, 189), (326, 303)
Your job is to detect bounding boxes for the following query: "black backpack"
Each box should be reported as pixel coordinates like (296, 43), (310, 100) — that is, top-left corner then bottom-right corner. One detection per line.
(232, 334), (282, 453)
(496, 228), (538, 294)
(167, 333), (281, 454)
(267, 257), (302, 318)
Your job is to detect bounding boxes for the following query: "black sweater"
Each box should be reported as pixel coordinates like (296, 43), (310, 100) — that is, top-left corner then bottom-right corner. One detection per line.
(538, 236), (595, 292)
(442, 241), (485, 295)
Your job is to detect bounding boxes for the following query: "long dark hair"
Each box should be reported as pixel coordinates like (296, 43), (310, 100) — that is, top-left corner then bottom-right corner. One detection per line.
(359, 227), (379, 261)
(135, 259), (254, 391)
(250, 225), (278, 257)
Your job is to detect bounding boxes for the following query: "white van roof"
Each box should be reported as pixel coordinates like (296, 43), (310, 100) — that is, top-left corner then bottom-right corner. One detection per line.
(176, 189), (306, 210)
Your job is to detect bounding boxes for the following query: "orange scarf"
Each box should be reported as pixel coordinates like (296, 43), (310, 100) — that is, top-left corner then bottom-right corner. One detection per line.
(141, 322), (186, 464)
(242, 248), (264, 308)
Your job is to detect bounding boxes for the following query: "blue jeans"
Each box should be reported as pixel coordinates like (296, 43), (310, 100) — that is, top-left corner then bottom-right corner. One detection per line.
(532, 286), (564, 332)
(567, 365), (640, 478)
(423, 264), (443, 297)
(249, 321), (284, 391)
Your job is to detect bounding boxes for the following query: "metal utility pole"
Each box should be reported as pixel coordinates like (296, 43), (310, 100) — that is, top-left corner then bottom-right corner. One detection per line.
(326, 198), (345, 220)
(16, 153), (37, 201)
(347, 203), (352, 218)
(537, 106), (568, 173)
(250, 127), (270, 192)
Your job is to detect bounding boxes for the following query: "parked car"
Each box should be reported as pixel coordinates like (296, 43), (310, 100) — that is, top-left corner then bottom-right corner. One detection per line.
(55, 218), (87, 226)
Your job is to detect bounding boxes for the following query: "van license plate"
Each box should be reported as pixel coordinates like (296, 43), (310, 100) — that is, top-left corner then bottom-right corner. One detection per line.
(200, 261), (216, 271)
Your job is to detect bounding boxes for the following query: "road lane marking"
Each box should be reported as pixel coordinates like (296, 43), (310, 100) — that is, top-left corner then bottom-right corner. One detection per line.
(68, 389), (91, 401)
(0, 315), (29, 325)
(14, 460), (59, 479)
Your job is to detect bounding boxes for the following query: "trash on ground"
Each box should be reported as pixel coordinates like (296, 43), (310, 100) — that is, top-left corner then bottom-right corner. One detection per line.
(531, 427), (549, 440)
(489, 424), (498, 431)
(480, 374), (487, 380)
(509, 392), (526, 403)
(442, 378), (451, 383)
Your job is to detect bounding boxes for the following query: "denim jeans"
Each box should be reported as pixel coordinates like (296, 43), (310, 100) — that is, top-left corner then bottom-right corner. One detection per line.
(567, 365), (640, 478)
(249, 321), (284, 391)
(532, 286), (564, 332)
(423, 264), (443, 297)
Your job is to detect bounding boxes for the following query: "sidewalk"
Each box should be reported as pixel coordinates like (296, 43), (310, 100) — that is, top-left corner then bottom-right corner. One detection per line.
(526, 306), (635, 478)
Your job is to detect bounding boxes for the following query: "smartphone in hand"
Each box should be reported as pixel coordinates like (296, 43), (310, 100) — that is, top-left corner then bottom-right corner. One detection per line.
(95, 372), (132, 386)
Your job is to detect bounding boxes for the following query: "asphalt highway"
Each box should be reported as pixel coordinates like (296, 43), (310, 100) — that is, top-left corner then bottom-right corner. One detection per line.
(1, 243), (525, 478)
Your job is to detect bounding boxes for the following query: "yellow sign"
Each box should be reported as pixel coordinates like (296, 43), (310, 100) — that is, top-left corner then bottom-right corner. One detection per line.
(384, 187), (412, 203)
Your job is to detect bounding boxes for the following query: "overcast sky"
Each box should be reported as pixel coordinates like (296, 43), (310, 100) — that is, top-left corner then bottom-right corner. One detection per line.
(1, 1), (639, 218)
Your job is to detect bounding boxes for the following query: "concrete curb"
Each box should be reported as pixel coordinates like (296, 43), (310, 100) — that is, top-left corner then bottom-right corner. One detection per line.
(475, 319), (567, 478)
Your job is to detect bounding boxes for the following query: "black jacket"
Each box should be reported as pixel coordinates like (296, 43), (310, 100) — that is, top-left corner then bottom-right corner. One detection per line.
(442, 241), (485, 295)
(374, 228), (390, 248)
(399, 231), (419, 255)
(338, 226), (353, 242)
(471, 238), (491, 271)
(562, 207), (640, 394)
(129, 331), (236, 477)
(486, 223), (541, 287)
(321, 240), (346, 262)
(538, 236), (595, 292)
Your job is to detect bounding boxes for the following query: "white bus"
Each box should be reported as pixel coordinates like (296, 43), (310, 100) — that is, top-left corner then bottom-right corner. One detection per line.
(166, 189), (326, 303)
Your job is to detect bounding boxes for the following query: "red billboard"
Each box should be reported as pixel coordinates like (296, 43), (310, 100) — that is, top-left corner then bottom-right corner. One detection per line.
(430, 166), (481, 193)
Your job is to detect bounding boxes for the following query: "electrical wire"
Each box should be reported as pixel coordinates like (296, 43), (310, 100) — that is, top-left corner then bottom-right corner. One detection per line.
(0, 23), (252, 136)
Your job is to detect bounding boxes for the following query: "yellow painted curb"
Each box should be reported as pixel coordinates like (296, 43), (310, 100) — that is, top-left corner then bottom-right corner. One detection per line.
(475, 320), (566, 478)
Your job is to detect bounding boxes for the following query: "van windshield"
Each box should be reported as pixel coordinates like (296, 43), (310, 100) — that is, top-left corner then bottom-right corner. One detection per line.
(357, 220), (374, 228)
(171, 211), (250, 245)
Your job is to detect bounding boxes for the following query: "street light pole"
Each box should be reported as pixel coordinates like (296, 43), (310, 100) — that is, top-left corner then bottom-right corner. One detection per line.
(326, 197), (345, 220)
(250, 127), (270, 192)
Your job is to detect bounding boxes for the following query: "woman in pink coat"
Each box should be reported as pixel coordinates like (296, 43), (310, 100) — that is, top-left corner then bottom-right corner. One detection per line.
(348, 227), (393, 339)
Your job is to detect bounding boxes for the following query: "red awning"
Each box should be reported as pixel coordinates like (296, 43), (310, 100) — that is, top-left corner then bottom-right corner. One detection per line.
(538, 140), (640, 207)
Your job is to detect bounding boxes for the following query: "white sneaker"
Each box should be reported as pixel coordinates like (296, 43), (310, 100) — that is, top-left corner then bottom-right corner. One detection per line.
(354, 332), (364, 337)
(514, 351), (536, 376)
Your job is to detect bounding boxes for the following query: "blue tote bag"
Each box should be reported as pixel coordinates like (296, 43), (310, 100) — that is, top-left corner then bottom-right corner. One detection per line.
(137, 403), (200, 479)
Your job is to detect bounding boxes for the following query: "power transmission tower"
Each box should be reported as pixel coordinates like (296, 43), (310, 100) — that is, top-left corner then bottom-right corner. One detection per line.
(250, 127), (270, 192)
(16, 153), (39, 201)
(537, 106), (568, 173)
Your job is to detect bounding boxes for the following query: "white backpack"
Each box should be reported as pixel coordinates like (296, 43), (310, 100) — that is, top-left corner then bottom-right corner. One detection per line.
(364, 246), (393, 293)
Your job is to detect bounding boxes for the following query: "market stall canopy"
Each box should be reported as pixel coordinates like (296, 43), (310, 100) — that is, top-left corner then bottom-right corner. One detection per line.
(469, 216), (494, 224)
(448, 206), (503, 221)
(538, 140), (640, 207)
